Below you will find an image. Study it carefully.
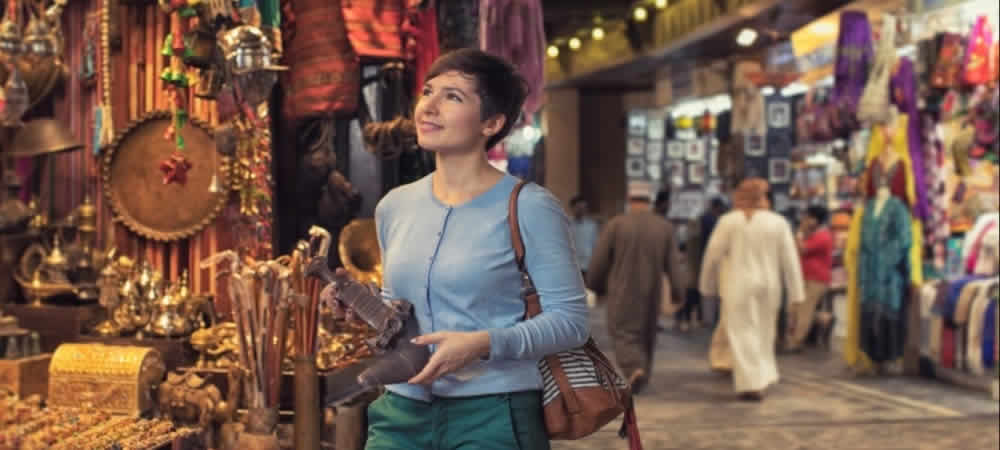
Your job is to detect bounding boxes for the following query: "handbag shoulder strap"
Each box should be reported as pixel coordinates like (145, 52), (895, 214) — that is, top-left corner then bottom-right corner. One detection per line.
(508, 180), (543, 318)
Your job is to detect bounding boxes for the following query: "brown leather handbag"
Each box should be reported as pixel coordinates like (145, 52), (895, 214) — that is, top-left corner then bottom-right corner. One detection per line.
(508, 181), (642, 448)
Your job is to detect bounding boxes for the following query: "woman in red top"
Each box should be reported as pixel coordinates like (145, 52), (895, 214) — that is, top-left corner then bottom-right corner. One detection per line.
(786, 205), (834, 352)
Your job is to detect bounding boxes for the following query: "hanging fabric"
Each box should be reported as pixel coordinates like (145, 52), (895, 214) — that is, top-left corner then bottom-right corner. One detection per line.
(932, 33), (965, 89)
(281, 0), (360, 121)
(857, 14), (897, 126)
(890, 57), (928, 223)
(436, 0), (479, 52)
(341, 0), (410, 59)
(831, 10), (874, 125)
(962, 15), (993, 86)
(479, 0), (545, 122)
(403, 1), (440, 97)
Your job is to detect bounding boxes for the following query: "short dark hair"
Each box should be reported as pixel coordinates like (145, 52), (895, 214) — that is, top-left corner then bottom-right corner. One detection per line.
(423, 49), (529, 150)
(570, 195), (585, 207)
(710, 197), (726, 210)
(806, 205), (829, 224)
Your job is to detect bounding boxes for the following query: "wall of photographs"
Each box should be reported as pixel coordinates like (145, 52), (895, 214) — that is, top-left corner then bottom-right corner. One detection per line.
(625, 110), (723, 220)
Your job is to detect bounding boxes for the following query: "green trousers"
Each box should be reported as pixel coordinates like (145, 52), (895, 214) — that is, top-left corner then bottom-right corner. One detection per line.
(365, 390), (551, 450)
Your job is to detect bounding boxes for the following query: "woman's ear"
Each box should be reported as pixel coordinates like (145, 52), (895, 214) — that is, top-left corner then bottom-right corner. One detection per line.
(482, 114), (506, 138)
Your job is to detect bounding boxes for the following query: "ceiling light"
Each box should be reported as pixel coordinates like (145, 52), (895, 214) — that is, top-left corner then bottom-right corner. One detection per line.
(633, 6), (648, 22)
(547, 45), (559, 58)
(736, 28), (758, 47)
(655, 0), (668, 9)
(568, 37), (582, 50)
(592, 27), (605, 40)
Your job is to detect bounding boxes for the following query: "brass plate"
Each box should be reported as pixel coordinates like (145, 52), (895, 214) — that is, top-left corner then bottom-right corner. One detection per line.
(103, 111), (230, 242)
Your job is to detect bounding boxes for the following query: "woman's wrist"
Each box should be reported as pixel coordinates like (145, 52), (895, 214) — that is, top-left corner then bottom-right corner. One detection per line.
(476, 330), (492, 360)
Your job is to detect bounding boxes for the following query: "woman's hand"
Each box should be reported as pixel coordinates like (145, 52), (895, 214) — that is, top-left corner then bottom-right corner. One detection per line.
(407, 331), (491, 385)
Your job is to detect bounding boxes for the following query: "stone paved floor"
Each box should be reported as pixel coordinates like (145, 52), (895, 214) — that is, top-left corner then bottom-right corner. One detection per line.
(552, 307), (999, 450)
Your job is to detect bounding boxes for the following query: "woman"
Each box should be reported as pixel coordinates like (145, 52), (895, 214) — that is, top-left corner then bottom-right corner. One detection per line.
(361, 49), (589, 449)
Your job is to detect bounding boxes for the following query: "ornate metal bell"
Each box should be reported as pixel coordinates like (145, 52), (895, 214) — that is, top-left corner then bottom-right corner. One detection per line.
(7, 118), (84, 157)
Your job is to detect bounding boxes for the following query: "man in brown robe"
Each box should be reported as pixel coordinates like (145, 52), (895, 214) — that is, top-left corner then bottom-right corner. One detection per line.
(586, 188), (681, 394)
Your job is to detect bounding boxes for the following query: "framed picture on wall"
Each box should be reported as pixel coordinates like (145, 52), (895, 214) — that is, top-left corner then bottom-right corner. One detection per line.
(665, 160), (685, 187)
(767, 101), (791, 129)
(647, 116), (665, 140)
(769, 158), (791, 184)
(646, 140), (664, 162)
(745, 133), (766, 157)
(688, 163), (706, 185)
(667, 140), (685, 159)
(628, 137), (645, 156)
(647, 163), (662, 181)
(626, 157), (646, 179)
(686, 139), (706, 162)
(628, 113), (648, 136)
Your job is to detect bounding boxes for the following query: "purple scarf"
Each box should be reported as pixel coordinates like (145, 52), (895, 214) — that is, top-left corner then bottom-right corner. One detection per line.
(891, 57), (929, 222)
(832, 11), (874, 113)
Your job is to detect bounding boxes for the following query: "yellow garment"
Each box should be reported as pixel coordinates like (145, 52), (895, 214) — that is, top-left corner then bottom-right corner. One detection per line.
(844, 116), (925, 371)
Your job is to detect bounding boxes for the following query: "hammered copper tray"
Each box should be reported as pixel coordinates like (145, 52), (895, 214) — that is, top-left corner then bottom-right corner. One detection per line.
(103, 111), (230, 242)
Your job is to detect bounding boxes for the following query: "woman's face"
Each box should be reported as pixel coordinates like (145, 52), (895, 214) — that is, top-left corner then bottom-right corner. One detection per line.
(414, 71), (503, 153)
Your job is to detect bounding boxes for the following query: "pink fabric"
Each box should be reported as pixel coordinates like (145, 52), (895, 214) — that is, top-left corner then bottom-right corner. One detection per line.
(479, 0), (545, 123)
(966, 220), (998, 273)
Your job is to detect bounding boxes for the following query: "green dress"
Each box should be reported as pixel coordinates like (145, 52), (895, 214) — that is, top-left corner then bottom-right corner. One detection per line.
(858, 195), (912, 363)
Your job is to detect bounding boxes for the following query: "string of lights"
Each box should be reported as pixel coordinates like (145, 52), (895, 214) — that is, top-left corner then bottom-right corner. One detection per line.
(546, 0), (670, 58)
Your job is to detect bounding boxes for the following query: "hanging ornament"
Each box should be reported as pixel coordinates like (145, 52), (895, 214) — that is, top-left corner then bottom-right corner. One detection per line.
(159, 152), (193, 185)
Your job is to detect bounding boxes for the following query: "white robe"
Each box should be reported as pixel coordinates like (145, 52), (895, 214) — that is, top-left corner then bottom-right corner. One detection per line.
(699, 210), (806, 393)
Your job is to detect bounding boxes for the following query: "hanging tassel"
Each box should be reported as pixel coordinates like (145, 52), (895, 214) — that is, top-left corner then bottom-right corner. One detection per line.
(617, 397), (643, 450)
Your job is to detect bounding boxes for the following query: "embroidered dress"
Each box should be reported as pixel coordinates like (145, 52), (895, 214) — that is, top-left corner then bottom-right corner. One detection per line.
(858, 195), (912, 363)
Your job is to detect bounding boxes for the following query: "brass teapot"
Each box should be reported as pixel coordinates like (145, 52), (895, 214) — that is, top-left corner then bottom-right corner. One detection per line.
(146, 271), (213, 337)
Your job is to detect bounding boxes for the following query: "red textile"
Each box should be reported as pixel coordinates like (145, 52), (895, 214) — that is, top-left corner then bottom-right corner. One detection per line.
(341, 0), (406, 58)
(863, 159), (911, 210)
(479, 0), (546, 121)
(940, 324), (955, 369)
(800, 228), (834, 284)
(403, 4), (440, 97)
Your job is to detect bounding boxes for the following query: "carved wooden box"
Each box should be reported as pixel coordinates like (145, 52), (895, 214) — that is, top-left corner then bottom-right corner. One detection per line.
(48, 343), (166, 415)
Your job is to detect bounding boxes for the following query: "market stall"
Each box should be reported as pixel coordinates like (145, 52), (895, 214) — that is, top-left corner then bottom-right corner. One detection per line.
(0, 0), (522, 447)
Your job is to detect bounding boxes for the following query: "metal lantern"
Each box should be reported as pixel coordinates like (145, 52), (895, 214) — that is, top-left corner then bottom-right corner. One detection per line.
(220, 25), (285, 106)
(0, 19), (22, 64)
(0, 68), (29, 126)
(22, 16), (58, 59)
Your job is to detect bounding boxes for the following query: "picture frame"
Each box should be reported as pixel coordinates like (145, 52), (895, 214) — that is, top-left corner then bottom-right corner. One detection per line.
(665, 160), (685, 187)
(769, 158), (791, 184)
(688, 163), (706, 185)
(628, 113), (648, 136)
(667, 140), (685, 159)
(767, 101), (791, 129)
(627, 137), (645, 156)
(647, 163), (662, 181)
(745, 133), (766, 157)
(647, 116), (665, 141)
(626, 157), (646, 179)
(685, 139), (706, 162)
(708, 147), (719, 176)
(646, 140), (664, 162)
